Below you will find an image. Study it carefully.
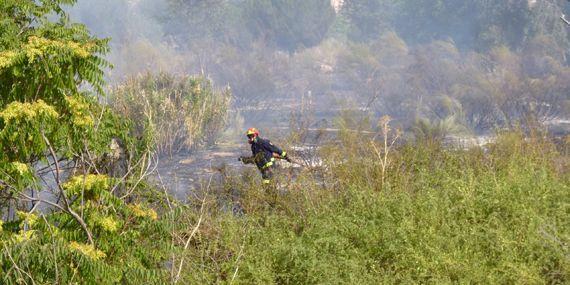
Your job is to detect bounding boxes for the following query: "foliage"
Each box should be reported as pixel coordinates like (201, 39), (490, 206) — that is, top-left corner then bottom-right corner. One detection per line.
(243, 0), (336, 52)
(1, 0), (569, 283)
(162, 0), (249, 47)
(0, 0), (109, 106)
(109, 73), (232, 156)
(162, 0), (336, 52)
(0, 1), (175, 283)
(342, 0), (395, 42)
(1, 173), (174, 284)
(336, 33), (569, 132)
(170, 130), (569, 284)
(70, 0), (569, 135)
(343, 0), (569, 52)
(0, 0), (136, 167)
(0, 0), (116, 192)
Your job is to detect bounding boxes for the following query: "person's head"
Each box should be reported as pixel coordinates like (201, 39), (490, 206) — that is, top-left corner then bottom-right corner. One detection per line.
(246, 128), (259, 144)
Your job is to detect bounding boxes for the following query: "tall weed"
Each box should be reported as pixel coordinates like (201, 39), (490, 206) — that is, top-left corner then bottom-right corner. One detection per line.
(175, 130), (569, 284)
(109, 73), (231, 156)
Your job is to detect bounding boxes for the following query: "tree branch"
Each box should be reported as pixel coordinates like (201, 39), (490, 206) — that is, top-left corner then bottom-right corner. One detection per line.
(173, 176), (211, 283)
(562, 14), (570, 25)
(41, 132), (94, 245)
(4, 245), (37, 285)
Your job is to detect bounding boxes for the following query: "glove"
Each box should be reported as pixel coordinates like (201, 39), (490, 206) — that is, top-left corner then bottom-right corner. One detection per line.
(239, 156), (252, 164)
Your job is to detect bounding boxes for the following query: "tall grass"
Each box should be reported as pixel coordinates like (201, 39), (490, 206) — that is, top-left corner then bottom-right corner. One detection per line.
(172, 129), (568, 284)
(2, 127), (567, 284)
(109, 73), (231, 156)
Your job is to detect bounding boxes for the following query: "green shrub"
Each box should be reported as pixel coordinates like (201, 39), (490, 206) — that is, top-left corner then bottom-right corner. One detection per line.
(171, 130), (568, 284)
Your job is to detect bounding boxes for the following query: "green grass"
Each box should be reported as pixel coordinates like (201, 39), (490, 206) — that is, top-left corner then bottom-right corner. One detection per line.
(178, 131), (569, 284)
(2, 131), (568, 284)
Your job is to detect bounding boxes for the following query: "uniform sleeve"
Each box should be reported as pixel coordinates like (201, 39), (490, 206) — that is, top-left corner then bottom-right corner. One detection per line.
(261, 139), (286, 157)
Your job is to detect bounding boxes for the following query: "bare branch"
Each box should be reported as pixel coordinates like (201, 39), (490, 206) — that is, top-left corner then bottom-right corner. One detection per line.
(83, 144), (101, 175)
(370, 116), (400, 189)
(41, 132), (94, 245)
(0, 178), (18, 192)
(562, 14), (570, 25)
(19, 192), (66, 213)
(4, 245), (37, 285)
(230, 243), (246, 284)
(119, 150), (158, 199)
(110, 148), (151, 194)
(156, 165), (174, 211)
(173, 176), (211, 283)
(174, 196), (206, 283)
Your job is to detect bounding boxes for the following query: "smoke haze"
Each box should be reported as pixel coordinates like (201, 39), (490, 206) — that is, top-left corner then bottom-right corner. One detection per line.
(68, 0), (570, 134)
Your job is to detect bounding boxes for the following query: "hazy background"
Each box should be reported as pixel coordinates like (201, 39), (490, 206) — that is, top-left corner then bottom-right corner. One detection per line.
(68, 0), (570, 134)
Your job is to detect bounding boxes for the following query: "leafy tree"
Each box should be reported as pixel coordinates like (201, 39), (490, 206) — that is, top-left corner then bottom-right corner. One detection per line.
(0, 0), (116, 171)
(0, 0), (109, 107)
(161, 0), (251, 48)
(244, 0), (336, 52)
(343, 0), (568, 53)
(342, 0), (394, 42)
(0, 1), (174, 283)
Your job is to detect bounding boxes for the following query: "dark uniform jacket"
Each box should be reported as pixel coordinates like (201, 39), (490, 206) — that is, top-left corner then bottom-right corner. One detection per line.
(249, 137), (284, 169)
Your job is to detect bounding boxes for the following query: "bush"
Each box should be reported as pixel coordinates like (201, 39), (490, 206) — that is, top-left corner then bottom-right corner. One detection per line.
(109, 73), (232, 156)
(171, 130), (568, 284)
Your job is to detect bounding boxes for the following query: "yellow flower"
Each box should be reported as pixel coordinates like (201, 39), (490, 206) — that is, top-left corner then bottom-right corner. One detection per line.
(11, 162), (30, 176)
(0, 51), (18, 69)
(26, 36), (92, 60)
(69, 241), (106, 260)
(129, 204), (146, 217)
(95, 216), (119, 232)
(65, 95), (94, 128)
(17, 211), (39, 228)
(63, 174), (109, 197)
(69, 242), (106, 259)
(14, 230), (36, 243)
(147, 209), (158, 220)
(0, 100), (58, 123)
(0, 37), (93, 70)
(129, 204), (158, 220)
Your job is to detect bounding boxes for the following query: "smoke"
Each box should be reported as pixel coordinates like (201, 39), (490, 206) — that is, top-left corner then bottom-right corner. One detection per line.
(69, 0), (183, 81)
(68, 0), (570, 134)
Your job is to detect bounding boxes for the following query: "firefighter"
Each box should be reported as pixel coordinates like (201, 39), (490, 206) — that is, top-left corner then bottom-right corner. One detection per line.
(238, 128), (291, 184)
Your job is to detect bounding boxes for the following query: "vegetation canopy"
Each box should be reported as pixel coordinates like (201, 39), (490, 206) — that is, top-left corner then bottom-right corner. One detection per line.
(0, 0), (568, 284)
